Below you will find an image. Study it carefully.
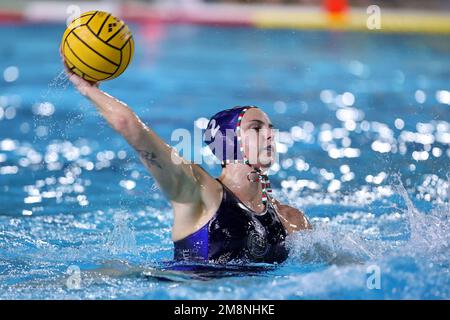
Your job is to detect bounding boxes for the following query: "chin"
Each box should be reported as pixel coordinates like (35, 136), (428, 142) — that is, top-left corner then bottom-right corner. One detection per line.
(258, 155), (277, 170)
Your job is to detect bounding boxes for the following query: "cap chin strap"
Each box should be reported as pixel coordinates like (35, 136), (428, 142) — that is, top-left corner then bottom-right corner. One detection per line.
(246, 165), (272, 204)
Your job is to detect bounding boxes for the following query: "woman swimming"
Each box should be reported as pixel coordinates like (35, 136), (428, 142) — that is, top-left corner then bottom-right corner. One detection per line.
(62, 62), (311, 265)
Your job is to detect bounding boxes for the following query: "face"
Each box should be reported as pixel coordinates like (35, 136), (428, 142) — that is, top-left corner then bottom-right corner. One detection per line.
(240, 108), (277, 169)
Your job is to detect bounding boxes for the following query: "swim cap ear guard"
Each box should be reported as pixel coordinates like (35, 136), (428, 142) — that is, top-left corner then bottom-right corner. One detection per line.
(205, 106), (273, 204)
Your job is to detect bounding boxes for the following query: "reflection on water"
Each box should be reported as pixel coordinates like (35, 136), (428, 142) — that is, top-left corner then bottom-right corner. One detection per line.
(0, 25), (449, 299)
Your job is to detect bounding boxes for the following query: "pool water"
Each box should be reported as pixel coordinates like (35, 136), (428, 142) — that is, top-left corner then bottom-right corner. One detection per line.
(0, 23), (449, 299)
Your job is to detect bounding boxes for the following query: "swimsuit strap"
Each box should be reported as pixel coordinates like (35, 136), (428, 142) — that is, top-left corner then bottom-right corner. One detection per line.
(217, 177), (271, 214)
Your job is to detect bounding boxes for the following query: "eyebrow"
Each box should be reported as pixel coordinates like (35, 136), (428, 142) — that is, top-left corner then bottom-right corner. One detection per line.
(248, 119), (274, 128)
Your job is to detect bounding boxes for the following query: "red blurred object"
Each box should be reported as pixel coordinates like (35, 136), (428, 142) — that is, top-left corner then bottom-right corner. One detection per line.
(0, 10), (24, 23)
(323, 0), (349, 14)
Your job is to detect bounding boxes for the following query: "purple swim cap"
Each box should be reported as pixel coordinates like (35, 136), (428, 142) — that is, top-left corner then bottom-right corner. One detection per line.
(204, 106), (256, 164)
(204, 105), (273, 204)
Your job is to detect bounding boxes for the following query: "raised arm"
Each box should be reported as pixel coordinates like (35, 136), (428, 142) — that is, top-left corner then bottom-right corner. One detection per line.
(65, 71), (204, 205)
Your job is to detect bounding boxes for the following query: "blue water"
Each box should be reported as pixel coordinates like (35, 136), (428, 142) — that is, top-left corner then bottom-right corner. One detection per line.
(0, 23), (449, 299)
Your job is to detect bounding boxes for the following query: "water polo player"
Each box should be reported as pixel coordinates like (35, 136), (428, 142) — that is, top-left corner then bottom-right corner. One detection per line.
(63, 67), (311, 264)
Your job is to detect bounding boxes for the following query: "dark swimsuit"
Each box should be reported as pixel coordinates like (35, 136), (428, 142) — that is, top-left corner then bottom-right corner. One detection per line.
(174, 179), (289, 264)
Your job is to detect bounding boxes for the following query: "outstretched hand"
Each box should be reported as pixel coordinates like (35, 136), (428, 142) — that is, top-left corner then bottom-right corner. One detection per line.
(60, 46), (99, 96)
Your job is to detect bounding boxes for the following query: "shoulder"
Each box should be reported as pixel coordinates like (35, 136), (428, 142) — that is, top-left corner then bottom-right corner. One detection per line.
(192, 164), (223, 212)
(271, 199), (312, 233)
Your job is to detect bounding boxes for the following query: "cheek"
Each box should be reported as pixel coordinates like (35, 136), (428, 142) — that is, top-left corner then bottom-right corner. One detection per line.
(242, 131), (259, 150)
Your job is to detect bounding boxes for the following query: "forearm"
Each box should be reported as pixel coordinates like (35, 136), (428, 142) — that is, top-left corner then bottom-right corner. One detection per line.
(83, 86), (199, 202)
(84, 86), (161, 152)
(84, 87), (169, 161)
(84, 86), (138, 135)
(64, 64), (202, 204)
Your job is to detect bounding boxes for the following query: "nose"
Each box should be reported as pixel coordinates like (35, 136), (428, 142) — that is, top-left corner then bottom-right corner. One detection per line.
(266, 127), (274, 142)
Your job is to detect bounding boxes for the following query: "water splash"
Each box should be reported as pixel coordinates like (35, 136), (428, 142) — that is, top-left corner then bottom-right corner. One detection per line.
(287, 173), (449, 268)
(393, 174), (449, 256)
(40, 70), (70, 101)
(287, 223), (376, 266)
(105, 210), (137, 257)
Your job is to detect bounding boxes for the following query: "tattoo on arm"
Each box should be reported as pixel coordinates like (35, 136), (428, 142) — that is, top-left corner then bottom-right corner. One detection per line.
(137, 150), (162, 169)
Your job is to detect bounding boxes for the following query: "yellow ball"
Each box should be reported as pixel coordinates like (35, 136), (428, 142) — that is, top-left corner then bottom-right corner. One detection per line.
(61, 11), (134, 82)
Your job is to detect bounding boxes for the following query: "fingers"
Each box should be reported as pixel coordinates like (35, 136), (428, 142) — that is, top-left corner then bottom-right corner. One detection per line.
(68, 72), (83, 86)
(68, 71), (101, 96)
(70, 74), (91, 96)
(62, 61), (72, 77)
(60, 45), (100, 90)
(60, 47), (74, 77)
